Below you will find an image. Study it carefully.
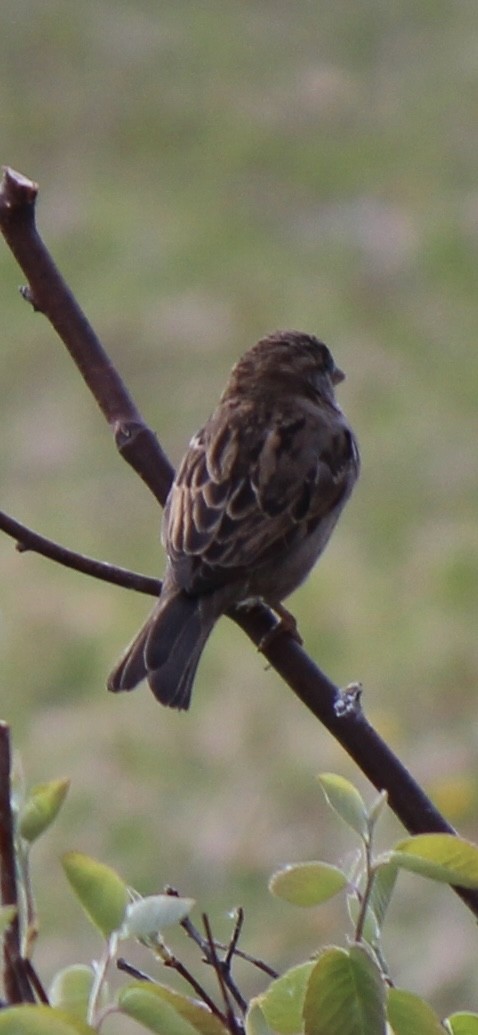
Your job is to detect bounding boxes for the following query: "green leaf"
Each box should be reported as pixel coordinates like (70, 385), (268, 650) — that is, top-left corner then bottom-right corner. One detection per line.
(62, 851), (128, 937)
(19, 779), (70, 843)
(259, 962), (315, 1034)
(367, 791), (388, 829)
(119, 986), (197, 1035)
(270, 862), (348, 907)
(49, 965), (97, 1024)
(368, 864), (398, 931)
(445, 1013), (478, 1034)
(347, 864), (399, 949)
(121, 894), (195, 938)
(318, 775), (369, 839)
(0, 1005), (95, 1034)
(387, 988), (444, 1034)
(390, 834), (478, 887)
(246, 1000), (275, 1035)
(0, 905), (17, 936)
(303, 945), (386, 1035)
(118, 982), (228, 1035)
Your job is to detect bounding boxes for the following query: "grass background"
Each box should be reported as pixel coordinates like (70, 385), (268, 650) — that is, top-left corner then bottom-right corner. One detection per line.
(0, 0), (478, 1024)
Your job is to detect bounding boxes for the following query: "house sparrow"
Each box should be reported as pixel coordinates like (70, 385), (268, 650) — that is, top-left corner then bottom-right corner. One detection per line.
(108, 330), (360, 709)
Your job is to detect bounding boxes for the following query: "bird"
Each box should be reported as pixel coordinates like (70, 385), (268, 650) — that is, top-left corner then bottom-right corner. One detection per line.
(107, 330), (360, 710)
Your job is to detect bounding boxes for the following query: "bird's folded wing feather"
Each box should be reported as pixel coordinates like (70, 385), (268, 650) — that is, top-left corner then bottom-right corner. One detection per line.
(164, 404), (356, 593)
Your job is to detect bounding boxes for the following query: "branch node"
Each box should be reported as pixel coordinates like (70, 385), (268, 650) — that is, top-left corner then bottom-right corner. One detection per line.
(1, 167), (38, 210)
(113, 419), (144, 449)
(19, 285), (42, 312)
(335, 681), (363, 718)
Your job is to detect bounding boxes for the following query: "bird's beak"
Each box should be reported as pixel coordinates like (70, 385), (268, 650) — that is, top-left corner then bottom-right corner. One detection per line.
(332, 366), (345, 385)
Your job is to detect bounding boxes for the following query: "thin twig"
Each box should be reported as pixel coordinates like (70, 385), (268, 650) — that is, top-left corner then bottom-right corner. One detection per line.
(0, 510), (160, 596)
(224, 908), (244, 971)
(176, 901), (247, 1021)
(21, 959), (49, 1005)
(215, 907), (279, 979)
(3, 947), (36, 1005)
(163, 950), (228, 1023)
(116, 957), (154, 983)
(179, 913), (210, 955)
(118, 949), (231, 1029)
(216, 944), (278, 980)
(202, 914), (245, 1030)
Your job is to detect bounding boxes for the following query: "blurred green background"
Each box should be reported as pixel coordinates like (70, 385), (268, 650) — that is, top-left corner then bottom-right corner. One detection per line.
(1, 0), (478, 1023)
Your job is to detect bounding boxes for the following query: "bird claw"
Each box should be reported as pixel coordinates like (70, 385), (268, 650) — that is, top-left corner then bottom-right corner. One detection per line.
(258, 604), (303, 652)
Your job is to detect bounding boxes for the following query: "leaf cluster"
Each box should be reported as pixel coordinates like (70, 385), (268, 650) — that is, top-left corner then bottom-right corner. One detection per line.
(3, 770), (478, 1033)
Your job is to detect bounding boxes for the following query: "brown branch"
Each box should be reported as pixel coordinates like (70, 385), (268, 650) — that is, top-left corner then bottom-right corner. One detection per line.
(163, 948), (229, 1025)
(202, 913), (245, 1030)
(223, 907), (244, 972)
(173, 894), (251, 1013)
(0, 166), (173, 506)
(2, 166), (478, 922)
(0, 723), (34, 1004)
(116, 958), (154, 983)
(0, 510), (160, 596)
(20, 959), (49, 1005)
(0, 722), (21, 1002)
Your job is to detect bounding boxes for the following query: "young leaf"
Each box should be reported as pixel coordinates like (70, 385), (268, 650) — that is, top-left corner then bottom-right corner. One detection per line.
(246, 1000), (275, 1035)
(318, 775), (369, 839)
(118, 982), (228, 1035)
(347, 863), (397, 954)
(368, 863), (398, 931)
(258, 962), (315, 1034)
(19, 779), (70, 843)
(387, 988), (444, 1034)
(367, 791), (388, 829)
(303, 945), (386, 1035)
(390, 834), (478, 887)
(121, 894), (195, 939)
(445, 1012), (478, 1034)
(269, 862), (348, 907)
(62, 852), (128, 937)
(119, 984), (205, 1035)
(49, 965), (97, 1023)
(0, 1004), (95, 1034)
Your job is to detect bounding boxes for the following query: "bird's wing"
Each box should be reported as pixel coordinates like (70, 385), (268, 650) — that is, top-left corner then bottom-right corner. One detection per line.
(164, 402), (357, 593)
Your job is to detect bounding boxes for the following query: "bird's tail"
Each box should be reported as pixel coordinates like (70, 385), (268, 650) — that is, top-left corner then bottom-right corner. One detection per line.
(107, 591), (217, 710)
